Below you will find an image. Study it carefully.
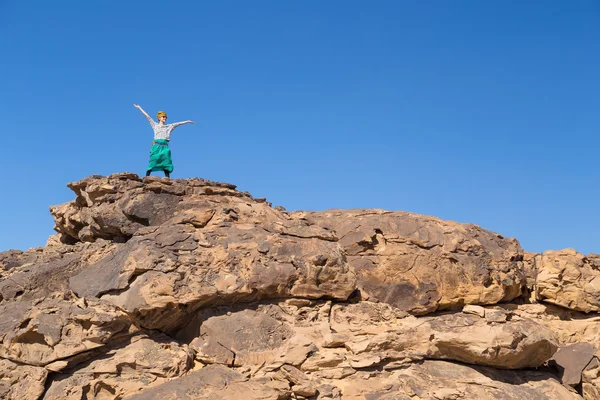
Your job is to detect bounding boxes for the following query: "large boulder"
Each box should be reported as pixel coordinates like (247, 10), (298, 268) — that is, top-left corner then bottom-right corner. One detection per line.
(300, 209), (525, 314)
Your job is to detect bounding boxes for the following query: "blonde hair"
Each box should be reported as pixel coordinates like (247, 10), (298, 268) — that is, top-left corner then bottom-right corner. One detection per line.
(156, 111), (167, 119)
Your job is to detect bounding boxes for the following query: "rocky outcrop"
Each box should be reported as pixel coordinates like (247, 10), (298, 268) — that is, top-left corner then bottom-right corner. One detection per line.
(123, 364), (284, 400)
(335, 359), (579, 400)
(328, 302), (558, 369)
(0, 173), (598, 399)
(528, 249), (600, 313)
(301, 210), (525, 314)
(0, 296), (135, 367)
(43, 333), (193, 400)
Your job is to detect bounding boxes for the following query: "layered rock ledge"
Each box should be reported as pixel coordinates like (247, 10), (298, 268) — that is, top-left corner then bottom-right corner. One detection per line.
(1, 173), (599, 400)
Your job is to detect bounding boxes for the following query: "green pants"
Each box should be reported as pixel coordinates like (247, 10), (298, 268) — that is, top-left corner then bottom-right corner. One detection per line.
(147, 139), (174, 173)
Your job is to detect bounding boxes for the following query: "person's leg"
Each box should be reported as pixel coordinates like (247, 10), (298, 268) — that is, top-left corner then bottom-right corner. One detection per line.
(146, 170), (151, 177)
(164, 170), (170, 178)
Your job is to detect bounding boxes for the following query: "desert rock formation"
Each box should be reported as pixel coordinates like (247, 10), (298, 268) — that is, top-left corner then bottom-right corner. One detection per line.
(1, 173), (599, 399)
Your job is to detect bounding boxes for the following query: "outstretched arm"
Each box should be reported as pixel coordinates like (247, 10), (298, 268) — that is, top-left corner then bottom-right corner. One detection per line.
(134, 104), (155, 124)
(171, 120), (196, 128)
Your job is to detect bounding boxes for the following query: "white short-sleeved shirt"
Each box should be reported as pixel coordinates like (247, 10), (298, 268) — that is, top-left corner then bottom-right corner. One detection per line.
(149, 119), (187, 141)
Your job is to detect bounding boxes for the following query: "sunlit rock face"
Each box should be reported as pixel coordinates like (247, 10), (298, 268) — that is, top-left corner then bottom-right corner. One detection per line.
(0, 173), (597, 400)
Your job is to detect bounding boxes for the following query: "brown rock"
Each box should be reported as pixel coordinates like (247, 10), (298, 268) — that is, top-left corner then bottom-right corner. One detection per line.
(462, 304), (485, 317)
(350, 354), (382, 369)
(535, 249), (600, 312)
(301, 350), (346, 372)
(484, 308), (509, 322)
(583, 357), (600, 400)
(293, 383), (318, 397)
(191, 336), (235, 365)
(299, 209), (525, 314)
(332, 305), (558, 369)
(504, 303), (600, 346)
(43, 333), (193, 400)
(550, 342), (596, 386)
(0, 297), (135, 366)
(523, 251), (539, 301)
(3, 174), (596, 400)
(51, 174), (244, 243)
(313, 366), (356, 380)
(336, 360), (578, 400)
(52, 175), (356, 332)
(0, 249), (42, 272)
(280, 364), (311, 385)
(282, 336), (318, 367)
(428, 316), (557, 368)
(0, 359), (47, 400)
(123, 364), (283, 400)
(189, 309), (294, 366)
(0, 240), (117, 303)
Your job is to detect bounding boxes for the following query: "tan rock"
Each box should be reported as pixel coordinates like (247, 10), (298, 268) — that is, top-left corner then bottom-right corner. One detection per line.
(329, 302), (409, 335)
(0, 297), (135, 366)
(293, 383), (318, 397)
(300, 209), (525, 314)
(60, 176), (357, 332)
(583, 357), (600, 400)
(123, 364), (283, 400)
(0, 239), (117, 303)
(313, 366), (357, 380)
(280, 364), (311, 385)
(43, 333), (193, 399)
(281, 335), (318, 366)
(0, 359), (47, 400)
(51, 175), (528, 330)
(535, 249), (600, 312)
(301, 350), (346, 372)
(350, 355), (382, 369)
(426, 316), (558, 368)
(336, 360), (579, 400)
(334, 307), (558, 369)
(188, 308), (294, 367)
(462, 304), (485, 317)
(503, 303), (600, 346)
(2, 174), (594, 400)
(523, 251), (539, 301)
(191, 336), (235, 365)
(484, 308), (509, 322)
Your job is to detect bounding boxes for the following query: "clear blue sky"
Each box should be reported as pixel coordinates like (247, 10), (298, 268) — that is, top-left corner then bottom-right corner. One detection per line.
(1, 1), (598, 255)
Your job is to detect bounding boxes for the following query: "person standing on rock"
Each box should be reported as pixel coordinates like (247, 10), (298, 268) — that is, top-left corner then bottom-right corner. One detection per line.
(134, 104), (195, 178)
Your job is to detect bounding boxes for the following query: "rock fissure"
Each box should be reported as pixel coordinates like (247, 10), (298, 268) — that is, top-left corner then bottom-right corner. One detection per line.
(125, 213), (150, 227)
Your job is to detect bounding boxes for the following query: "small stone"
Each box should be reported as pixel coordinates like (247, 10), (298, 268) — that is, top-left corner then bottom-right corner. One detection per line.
(462, 305), (485, 317)
(293, 383), (318, 397)
(485, 309), (508, 323)
(350, 355), (381, 369)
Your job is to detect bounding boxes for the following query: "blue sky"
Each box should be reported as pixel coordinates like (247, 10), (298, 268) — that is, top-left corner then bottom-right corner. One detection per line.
(1, 1), (598, 254)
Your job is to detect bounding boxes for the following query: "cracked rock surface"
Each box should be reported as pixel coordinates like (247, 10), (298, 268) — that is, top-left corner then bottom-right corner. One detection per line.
(0, 173), (598, 399)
